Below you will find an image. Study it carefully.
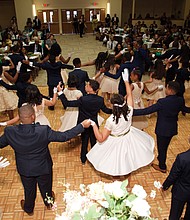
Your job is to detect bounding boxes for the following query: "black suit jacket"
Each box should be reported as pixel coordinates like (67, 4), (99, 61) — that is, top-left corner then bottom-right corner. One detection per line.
(158, 48), (181, 69)
(68, 68), (89, 95)
(34, 61), (74, 86)
(104, 61), (134, 96)
(133, 95), (190, 137)
(29, 43), (42, 54)
(163, 150), (190, 202)
(0, 123), (84, 176)
(59, 93), (112, 125)
(8, 53), (25, 76)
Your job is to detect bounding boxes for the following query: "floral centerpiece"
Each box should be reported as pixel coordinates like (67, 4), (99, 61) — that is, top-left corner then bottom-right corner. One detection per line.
(53, 180), (161, 220)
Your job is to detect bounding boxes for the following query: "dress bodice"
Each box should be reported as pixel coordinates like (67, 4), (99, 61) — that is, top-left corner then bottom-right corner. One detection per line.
(132, 82), (144, 105)
(63, 88), (82, 100)
(33, 99), (45, 118)
(105, 106), (133, 136)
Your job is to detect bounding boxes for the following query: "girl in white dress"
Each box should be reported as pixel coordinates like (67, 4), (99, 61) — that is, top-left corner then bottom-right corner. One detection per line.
(99, 55), (120, 101)
(0, 61), (18, 120)
(87, 71), (155, 176)
(0, 84), (57, 127)
(130, 68), (160, 130)
(142, 59), (166, 106)
(59, 75), (104, 132)
(59, 75), (83, 132)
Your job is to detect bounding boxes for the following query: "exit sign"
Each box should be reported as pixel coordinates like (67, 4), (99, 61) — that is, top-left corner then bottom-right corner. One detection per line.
(92, 2), (98, 6)
(42, 3), (49, 7)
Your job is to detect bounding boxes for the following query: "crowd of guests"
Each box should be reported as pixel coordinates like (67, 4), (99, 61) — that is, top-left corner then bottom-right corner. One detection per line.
(0, 13), (190, 219)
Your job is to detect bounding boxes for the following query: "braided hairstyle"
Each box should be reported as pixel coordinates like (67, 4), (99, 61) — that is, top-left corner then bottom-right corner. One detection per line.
(111, 94), (130, 124)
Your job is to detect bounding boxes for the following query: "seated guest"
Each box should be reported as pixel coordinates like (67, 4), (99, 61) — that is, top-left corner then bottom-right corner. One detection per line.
(107, 35), (118, 51)
(30, 29), (40, 41)
(41, 23), (50, 40)
(45, 34), (56, 50)
(29, 37), (42, 55)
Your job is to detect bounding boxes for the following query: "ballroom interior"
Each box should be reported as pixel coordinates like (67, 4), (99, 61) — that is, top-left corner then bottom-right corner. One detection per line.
(0, 0), (190, 220)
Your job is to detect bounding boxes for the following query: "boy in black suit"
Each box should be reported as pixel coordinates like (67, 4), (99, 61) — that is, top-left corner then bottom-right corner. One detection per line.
(162, 147), (190, 220)
(69, 58), (89, 95)
(58, 79), (112, 164)
(133, 81), (190, 173)
(0, 104), (90, 215)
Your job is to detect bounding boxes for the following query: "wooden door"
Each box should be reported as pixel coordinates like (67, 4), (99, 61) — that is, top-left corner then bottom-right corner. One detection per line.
(37, 9), (59, 34)
(84, 8), (106, 33)
(61, 9), (82, 34)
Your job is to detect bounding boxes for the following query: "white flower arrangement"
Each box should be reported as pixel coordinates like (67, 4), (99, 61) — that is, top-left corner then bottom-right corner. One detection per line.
(54, 180), (160, 220)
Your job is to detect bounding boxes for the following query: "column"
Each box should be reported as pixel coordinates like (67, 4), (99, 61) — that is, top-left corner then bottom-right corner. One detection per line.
(110, 0), (122, 26)
(14, 0), (33, 31)
(132, 0), (135, 19)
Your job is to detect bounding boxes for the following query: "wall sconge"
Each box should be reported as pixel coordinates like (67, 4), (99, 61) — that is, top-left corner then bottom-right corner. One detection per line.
(107, 2), (110, 15)
(32, 4), (36, 17)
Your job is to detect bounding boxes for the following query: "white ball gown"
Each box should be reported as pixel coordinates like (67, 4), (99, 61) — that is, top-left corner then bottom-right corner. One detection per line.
(34, 99), (50, 126)
(87, 106), (154, 176)
(59, 88), (83, 132)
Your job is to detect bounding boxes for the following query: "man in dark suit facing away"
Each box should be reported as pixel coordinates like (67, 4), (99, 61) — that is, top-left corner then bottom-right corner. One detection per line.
(133, 81), (190, 173)
(69, 58), (89, 95)
(0, 104), (90, 216)
(162, 147), (190, 220)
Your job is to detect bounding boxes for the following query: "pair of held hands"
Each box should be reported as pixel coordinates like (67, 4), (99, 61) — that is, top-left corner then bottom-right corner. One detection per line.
(0, 156), (10, 168)
(81, 119), (96, 128)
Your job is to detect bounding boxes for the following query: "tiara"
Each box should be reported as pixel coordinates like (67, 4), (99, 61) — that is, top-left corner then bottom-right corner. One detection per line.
(113, 101), (126, 107)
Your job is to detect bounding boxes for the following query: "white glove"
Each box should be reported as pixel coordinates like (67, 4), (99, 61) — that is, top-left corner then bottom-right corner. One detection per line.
(121, 48), (128, 54)
(53, 87), (57, 94)
(0, 77), (2, 81)
(4, 56), (11, 61)
(158, 85), (164, 90)
(68, 52), (74, 58)
(88, 119), (96, 126)
(16, 61), (22, 73)
(122, 68), (129, 82)
(0, 156), (10, 168)
(0, 122), (7, 126)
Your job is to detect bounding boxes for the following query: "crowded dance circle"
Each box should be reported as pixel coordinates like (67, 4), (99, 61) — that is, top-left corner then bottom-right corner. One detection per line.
(0, 0), (190, 219)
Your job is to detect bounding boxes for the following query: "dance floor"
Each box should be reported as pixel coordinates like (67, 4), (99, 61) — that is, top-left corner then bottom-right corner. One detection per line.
(0, 34), (190, 219)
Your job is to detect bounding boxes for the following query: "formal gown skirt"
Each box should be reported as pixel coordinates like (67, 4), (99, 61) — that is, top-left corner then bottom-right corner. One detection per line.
(142, 79), (166, 101)
(59, 109), (104, 132)
(0, 87), (18, 112)
(59, 109), (78, 132)
(87, 126), (154, 176)
(35, 114), (51, 126)
(100, 76), (119, 94)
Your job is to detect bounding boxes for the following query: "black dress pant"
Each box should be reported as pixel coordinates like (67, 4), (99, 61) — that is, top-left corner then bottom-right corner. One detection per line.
(20, 168), (53, 213)
(48, 85), (55, 110)
(156, 135), (173, 170)
(169, 195), (190, 220)
(79, 24), (84, 37)
(81, 126), (96, 163)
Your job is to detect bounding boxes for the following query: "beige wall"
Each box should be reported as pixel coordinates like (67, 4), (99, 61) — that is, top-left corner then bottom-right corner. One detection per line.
(14, 0), (33, 30)
(110, 0), (122, 26)
(184, 0), (190, 18)
(33, 0), (107, 12)
(0, 0), (16, 29)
